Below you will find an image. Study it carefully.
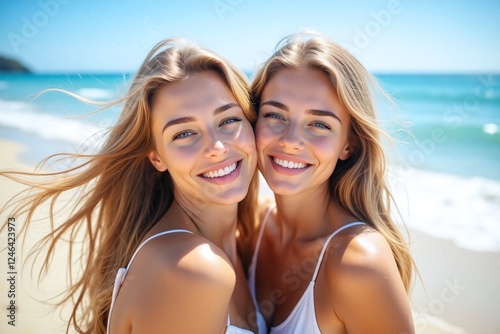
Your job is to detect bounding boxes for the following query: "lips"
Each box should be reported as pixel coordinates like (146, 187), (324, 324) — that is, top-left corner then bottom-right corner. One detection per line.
(200, 162), (238, 178)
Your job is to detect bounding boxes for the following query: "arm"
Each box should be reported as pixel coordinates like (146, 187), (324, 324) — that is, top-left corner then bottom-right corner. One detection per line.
(328, 231), (414, 334)
(126, 235), (236, 334)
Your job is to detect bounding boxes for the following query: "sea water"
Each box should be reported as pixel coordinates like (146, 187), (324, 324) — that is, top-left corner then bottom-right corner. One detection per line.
(377, 74), (500, 180)
(1, 72), (499, 251)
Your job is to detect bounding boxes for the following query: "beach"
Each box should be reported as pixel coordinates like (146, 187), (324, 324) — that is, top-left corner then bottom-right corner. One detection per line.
(410, 230), (500, 334)
(0, 139), (72, 333)
(1, 72), (499, 333)
(1, 138), (499, 333)
(259, 169), (500, 334)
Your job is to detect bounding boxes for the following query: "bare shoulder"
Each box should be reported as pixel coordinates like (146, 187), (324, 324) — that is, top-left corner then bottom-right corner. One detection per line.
(328, 226), (397, 278)
(323, 226), (414, 333)
(140, 231), (235, 286)
(116, 232), (235, 333)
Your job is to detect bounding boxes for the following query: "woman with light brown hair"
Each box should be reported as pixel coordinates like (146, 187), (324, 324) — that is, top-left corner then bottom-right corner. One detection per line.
(1, 39), (266, 334)
(247, 31), (415, 333)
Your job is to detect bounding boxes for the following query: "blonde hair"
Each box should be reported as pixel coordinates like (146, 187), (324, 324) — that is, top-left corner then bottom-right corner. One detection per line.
(251, 31), (413, 290)
(1, 38), (258, 333)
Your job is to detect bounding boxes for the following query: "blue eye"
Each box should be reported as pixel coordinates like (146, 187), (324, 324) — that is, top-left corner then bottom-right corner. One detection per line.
(172, 130), (196, 140)
(220, 116), (242, 126)
(263, 112), (285, 121)
(310, 121), (331, 130)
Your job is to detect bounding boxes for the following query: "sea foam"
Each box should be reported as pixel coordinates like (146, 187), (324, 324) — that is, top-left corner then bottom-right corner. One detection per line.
(390, 168), (500, 252)
(259, 170), (500, 253)
(0, 99), (106, 147)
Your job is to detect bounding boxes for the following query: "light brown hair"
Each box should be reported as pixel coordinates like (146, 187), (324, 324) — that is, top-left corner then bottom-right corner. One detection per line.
(251, 31), (413, 290)
(1, 38), (258, 333)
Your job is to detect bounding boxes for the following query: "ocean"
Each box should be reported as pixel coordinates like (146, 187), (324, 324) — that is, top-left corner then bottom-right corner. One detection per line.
(376, 74), (500, 181)
(1, 72), (499, 251)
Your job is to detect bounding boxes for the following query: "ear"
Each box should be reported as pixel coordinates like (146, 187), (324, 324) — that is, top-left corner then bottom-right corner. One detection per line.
(339, 142), (353, 161)
(148, 150), (167, 172)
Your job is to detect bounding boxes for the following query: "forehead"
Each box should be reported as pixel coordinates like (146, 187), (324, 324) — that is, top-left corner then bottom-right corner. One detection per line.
(263, 68), (338, 104)
(152, 71), (235, 116)
(262, 68), (348, 119)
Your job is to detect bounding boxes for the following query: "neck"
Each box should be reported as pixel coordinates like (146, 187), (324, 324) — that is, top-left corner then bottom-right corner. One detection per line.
(273, 183), (346, 242)
(174, 194), (239, 263)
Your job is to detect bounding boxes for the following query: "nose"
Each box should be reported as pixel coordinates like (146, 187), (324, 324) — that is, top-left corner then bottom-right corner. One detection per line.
(204, 131), (229, 158)
(279, 122), (303, 151)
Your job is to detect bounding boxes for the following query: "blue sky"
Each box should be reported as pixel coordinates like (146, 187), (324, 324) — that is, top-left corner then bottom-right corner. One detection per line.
(0, 0), (499, 74)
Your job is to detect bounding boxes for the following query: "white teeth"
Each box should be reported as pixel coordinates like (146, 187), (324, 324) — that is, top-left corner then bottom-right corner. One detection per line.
(273, 158), (307, 169)
(202, 163), (237, 178)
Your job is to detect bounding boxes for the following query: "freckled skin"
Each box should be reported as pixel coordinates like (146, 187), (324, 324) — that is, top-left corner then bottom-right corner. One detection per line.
(252, 68), (414, 334)
(110, 71), (258, 334)
(149, 71), (257, 206)
(256, 68), (351, 196)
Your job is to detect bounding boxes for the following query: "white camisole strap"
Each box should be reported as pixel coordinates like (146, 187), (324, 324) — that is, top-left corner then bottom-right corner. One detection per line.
(124, 229), (193, 270)
(248, 205), (275, 300)
(246, 205), (275, 334)
(251, 205), (275, 267)
(108, 228), (259, 334)
(311, 221), (366, 282)
(107, 229), (193, 334)
(269, 221), (366, 334)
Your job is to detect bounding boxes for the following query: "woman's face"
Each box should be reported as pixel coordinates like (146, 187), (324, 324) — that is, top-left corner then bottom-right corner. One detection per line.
(149, 71), (256, 206)
(255, 68), (351, 196)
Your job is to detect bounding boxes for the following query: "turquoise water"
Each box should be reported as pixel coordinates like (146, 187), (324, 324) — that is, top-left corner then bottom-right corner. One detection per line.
(376, 74), (500, 180)
(1, 73), (499, 180)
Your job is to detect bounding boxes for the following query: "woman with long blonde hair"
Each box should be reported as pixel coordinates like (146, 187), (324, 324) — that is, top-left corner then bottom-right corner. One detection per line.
(1, 38), (266, 334)
(247, 32), (415, 333)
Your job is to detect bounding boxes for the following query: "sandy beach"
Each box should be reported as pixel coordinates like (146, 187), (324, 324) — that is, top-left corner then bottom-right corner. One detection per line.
(0, 139), (75, 333)
(1, 138), (499, 333)
(410, 230), (500, 333)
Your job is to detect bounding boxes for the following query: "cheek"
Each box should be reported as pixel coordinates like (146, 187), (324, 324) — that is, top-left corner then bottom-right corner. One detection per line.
(227, 124), (256, 154)
(255, 122), (274, 151)
(310, 135), (345, 163)
(242, 135), (257, 156)
(162, 144), (199, 171)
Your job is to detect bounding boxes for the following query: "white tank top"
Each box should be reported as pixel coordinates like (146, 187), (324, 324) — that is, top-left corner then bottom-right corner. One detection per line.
(107, 229), (265, 334)
(248, 206), (365, 334)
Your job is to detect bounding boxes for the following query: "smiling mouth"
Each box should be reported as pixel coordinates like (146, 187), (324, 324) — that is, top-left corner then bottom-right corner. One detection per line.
(201, 162), (238, 178)
(272, 157), (309, 169)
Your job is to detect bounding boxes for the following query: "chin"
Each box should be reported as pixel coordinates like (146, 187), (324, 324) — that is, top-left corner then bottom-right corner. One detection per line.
(213, 186), (250, 206)
(266, 180), (304, 196)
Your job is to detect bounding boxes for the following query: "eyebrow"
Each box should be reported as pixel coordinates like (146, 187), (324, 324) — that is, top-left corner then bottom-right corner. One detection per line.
(162, 102), (239, 133)
(261, 100), (289, 112)
(214, 102), (239, 116)
(306, 109), (342, 124)
(261, 100), (342, 124)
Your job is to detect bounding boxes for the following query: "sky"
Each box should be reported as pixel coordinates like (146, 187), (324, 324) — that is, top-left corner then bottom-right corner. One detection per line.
(0, 0), (499, 74)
